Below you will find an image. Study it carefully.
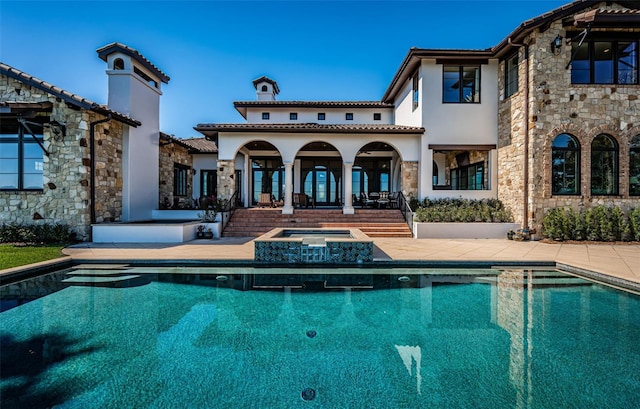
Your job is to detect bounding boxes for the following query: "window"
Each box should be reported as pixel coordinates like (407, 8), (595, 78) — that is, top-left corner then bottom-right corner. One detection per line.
(373, 113), (381, 121)
(200, 169), (217, 198)
(412, 72), (419, 110)
(450, 162), (484, 190)
(345, 113), (354, 120)
(173, 163), (189, 197)
(505, 53), (519, 98)
(290, 112), (298, 120)
(571, 39), (639, 84)
(262, 112), (270, 120)
(0, 120), (44, 191)
(552, 133), (581, 195)
(261, 85), (268, 92)
(630, 135), (640, 196)
(113, 58), (124, 70)
(591, 134), (618, 195)
(318, 113), (326, 121)
(432, 161), (439, 185)
(443, 66), (480, 103)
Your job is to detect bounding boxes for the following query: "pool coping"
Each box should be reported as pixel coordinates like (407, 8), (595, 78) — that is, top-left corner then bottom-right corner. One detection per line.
(3, 256), (640, 294)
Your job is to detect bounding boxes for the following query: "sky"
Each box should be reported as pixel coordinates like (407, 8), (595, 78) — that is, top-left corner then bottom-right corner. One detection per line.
(1, 0), (570, 138)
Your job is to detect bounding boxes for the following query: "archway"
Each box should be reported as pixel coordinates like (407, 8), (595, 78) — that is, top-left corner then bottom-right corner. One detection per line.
(297, 142), (343, 207)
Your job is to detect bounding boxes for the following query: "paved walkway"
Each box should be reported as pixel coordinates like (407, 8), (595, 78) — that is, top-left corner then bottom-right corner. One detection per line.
(60, 238), (640, 286)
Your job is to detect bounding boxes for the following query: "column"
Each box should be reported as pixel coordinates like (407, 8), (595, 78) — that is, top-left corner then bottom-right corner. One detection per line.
(216, 159), (236, 200)
(343, 162), (354, 215)
(282, 162), (294, 214)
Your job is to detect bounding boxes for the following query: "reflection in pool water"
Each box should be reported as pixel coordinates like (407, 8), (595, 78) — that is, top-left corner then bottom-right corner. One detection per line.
(1, 267), (639, 408)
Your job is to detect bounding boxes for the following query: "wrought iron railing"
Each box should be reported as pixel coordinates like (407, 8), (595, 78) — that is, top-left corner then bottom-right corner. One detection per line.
(397, 192), (415, 236)
(221, 190), (240, 231)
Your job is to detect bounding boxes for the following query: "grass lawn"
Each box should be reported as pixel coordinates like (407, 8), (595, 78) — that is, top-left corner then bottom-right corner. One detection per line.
(0, 244), (67, 270)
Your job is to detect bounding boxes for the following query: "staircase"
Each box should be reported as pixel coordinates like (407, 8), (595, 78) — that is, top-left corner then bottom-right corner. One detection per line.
(223, 208), (413, 238)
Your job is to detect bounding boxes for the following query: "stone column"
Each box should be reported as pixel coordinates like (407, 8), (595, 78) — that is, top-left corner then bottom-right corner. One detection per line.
(343, 162), (354, 214)
(282, 162), (294, 214)
(401, 161), (419, 198)
(216, 159), (236, 200)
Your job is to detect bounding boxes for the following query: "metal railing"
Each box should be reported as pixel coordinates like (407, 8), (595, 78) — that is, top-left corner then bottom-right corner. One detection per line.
(397, 192), (415, 236)
(221, 191), (240, 232)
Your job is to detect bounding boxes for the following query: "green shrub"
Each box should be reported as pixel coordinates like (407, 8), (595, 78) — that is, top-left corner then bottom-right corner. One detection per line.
(628, 208), (640, 241)
(413, 198), (513, 223)
(0, 223), (76, 244)
(543, 206), (637, 242)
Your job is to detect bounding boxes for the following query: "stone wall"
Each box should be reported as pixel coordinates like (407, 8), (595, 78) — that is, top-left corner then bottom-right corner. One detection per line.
(1, 74), (124, 240)
(498, 4), (640, 233)
(401, 161), (419, 198)
(216, 159), (235, 200)
(159, 142), (193, 208)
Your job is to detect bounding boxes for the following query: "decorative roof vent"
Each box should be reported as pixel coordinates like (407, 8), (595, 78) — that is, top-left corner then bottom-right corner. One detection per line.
(252, 76), (279, 101)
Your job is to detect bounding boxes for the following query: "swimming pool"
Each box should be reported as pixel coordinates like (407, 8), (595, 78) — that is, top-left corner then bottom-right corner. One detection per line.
(1, 266), (639, 408)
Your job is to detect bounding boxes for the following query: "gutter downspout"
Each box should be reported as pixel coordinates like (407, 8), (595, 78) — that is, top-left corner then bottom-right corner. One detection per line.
(89, 115), (112, 231)
(508, 38), (530, 230)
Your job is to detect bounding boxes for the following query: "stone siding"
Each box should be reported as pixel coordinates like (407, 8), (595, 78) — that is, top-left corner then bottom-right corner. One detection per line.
(498, 5), (640, 233)
(159, 142), (193, 208)
(216, 159), (236, 200)
(401, 161), (419, 198)
(1, 74), (124, 240)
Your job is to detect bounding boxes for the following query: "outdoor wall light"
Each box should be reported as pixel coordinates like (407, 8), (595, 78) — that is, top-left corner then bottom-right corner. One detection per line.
(551, 35), (563, 55)
(49, 120), (66, 140)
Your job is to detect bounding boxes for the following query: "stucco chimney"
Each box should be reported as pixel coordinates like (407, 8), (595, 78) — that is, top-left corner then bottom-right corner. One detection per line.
(252, 76), (279, 101)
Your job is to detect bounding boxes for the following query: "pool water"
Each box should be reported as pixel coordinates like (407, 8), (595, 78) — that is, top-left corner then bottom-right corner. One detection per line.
(1, 267), (639, 408)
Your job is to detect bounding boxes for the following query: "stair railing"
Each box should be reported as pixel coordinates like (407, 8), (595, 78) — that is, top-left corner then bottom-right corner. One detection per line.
(221, 190), (240, 232)
(397, 192), (415, 237)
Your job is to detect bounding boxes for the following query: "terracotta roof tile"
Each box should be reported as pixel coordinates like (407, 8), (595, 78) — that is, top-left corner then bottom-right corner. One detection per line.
(96, 42), (170, 83)
(195, 123), (424, 134)
(234, 100), (394, 108)
(0, 62), (141, 127)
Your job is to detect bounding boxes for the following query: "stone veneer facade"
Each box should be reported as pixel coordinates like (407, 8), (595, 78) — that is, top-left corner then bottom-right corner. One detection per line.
(498, 3), (640, 233)
(158, 141), (193, 208)
(1, 75), (125, 240)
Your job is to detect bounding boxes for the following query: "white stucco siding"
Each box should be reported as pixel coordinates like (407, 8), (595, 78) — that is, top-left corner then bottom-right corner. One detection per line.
(217, 132), (420, 164)
(421, 59), (498, 145)
(245, 107), (393, 124)
(393, 69), (422, 127)
(192, 154), (218, 197)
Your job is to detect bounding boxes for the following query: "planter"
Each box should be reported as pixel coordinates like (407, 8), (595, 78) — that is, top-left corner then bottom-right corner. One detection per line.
(196, 232), (214, 239)
(413, 222), (521, 239)
(196, 222), (222, 239)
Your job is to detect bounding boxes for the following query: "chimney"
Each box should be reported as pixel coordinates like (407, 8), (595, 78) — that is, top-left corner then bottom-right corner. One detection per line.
(252, 76), (279, 101)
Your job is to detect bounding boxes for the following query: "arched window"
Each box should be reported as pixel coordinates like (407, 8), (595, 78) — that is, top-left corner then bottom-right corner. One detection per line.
(113, 58), (124, 70)
(630, 134), (640, 196)
(552, 133), (581, 195)
(591, 134), (618, 195)
(261, 85), (268, 92)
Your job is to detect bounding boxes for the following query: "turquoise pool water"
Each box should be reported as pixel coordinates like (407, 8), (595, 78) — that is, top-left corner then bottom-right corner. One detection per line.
(1, 267), (639, 408)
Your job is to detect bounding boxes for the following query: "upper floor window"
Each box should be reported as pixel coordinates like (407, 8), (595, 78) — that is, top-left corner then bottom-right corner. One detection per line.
(261, 85), (268, 92)
(0, 120), (44, 191)
(318, 113), (326, 121)
(290, 113), (298, 120)
(262, 112), (270, 120)
(373, 113), (381, 121)
(571, 39), (639, 84)
(552, 133), (581, 195)
(591, 134), (619, 195)
(443, 65), (480, 103)
(113, 58), (125, 70)
(630, 135), (640, 196)
(345, 113), (354, 121)
(505, 53), (519, 98)
(412, 72), (419, 111)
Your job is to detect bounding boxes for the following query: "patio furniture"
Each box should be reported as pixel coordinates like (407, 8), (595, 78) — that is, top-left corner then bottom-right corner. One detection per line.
(258, 193), (274, 207)
(294, 193), (310, 208)
(360, 192), (375, 208)
(272, 194), (284, 207)
(389, 191), (400, 208)
(377, 191), (390, 208)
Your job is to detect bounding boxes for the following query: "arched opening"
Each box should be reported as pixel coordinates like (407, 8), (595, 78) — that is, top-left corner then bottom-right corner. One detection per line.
(261, 85), (268, 92)
(243, 141), (283, 205)
(298, 142), (342, 206)
(113, 58), (125, 70)
(630, 134), (640, 196)
(591, 134), (618, 195)
(552, 133), (581, 195)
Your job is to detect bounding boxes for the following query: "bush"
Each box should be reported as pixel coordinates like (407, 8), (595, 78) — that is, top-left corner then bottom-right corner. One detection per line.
(542, 206), (638, 242)
(413, 198), (513, 223)
(0, 223), (76, 245)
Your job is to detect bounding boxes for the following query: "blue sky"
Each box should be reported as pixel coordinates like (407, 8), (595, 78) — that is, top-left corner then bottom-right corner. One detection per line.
(1, 0), (569, 137)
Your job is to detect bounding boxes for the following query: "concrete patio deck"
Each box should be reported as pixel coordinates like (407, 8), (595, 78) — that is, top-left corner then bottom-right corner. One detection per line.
(57, 237), (640, 287)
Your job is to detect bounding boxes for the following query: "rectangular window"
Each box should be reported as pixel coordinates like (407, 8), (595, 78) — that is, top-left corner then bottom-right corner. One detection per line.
(318, 113), (326, 120)
(173, 163), (189, 197)
(505, 53), (519, 98)
(0, 121), (43, 191)
(290, 112), (298, 120)
(443, 65), (480, 103)
(345, 113), (354, 120)
(373, 113), (381, 121)
(262, 112), (270, 120)
(450, 162), (484, 190)
(412, 72), (419, 110)
(571, 38), (639, 84)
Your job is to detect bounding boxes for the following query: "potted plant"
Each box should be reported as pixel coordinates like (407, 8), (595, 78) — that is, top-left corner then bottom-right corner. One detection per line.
(507, 229), (515, 240)
(196, 225), (214, 239)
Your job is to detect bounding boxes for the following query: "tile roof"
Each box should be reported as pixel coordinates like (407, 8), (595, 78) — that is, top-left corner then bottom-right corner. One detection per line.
(252, 76), (280, 94)
(0, 62), (141, 127)
(234, 101), (394, 108)
(194, 123), (425, 135)
(96, 42), (170, 83)
(159, 132), (218, 153)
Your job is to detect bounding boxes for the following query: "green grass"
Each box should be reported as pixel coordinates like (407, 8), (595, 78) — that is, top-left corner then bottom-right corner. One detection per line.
(0, 244), (67, 270)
